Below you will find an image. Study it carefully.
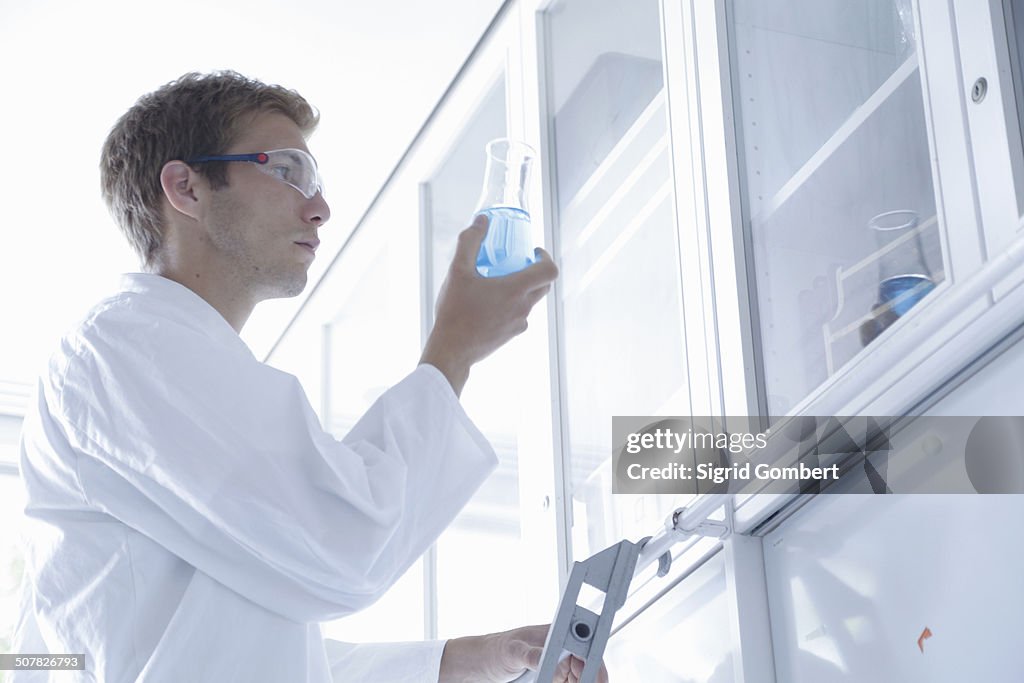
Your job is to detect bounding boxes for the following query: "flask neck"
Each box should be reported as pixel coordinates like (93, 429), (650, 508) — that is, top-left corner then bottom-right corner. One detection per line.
(475, 139), (534, 213)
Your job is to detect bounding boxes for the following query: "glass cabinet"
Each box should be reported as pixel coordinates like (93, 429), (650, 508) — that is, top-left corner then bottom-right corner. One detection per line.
(264, 0), (1024, 677)
(271, 5), (561, 640)
(725, 0), (944, 416)
(539, 0), (696, 563)
(421, 73), (539, 636)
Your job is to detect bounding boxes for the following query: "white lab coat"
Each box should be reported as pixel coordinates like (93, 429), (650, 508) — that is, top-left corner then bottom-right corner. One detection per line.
(13, 273), (498, 682)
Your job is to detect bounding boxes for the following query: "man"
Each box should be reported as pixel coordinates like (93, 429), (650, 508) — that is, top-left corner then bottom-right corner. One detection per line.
(13, 71), (605, 682)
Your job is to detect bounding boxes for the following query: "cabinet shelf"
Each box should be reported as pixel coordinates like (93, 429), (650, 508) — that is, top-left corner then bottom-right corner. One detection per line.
(560, 89), (668, 240)
(822, 213), (942, 374)
(558, 90), (672, 301)
(751, 54), (919, 229)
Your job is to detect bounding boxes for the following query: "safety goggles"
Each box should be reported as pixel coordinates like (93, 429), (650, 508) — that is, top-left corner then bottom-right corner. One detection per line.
(186, 148), (324, 199)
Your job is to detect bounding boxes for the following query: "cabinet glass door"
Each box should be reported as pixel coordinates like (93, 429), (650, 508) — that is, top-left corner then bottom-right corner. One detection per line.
(726, 0), (945, 416)
(543, 0), (693, 561)
(423, 77), (547, 636)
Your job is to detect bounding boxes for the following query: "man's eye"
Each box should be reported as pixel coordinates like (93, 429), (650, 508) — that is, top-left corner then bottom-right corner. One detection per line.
(270, 165), (292, 180)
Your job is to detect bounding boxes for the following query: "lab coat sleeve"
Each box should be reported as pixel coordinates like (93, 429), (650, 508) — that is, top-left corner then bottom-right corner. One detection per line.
(50, 312), (497, 623)
(324, 638), (447, 683)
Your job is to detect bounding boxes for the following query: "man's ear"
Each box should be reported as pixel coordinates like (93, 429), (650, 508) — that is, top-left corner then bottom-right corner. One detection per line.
(160, 161), (204, 221)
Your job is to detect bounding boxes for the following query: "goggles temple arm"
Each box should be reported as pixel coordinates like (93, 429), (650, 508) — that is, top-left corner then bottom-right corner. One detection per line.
(186, 152), (269, 164)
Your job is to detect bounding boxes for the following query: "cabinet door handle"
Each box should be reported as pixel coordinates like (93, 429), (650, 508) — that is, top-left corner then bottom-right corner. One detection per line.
(971, 77), (988, 103)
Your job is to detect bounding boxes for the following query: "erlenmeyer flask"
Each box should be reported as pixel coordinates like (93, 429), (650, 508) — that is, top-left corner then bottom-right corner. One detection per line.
(473, 138), (537, 277)
(870, 210), (935, 317)
(860, 209), (937, 347)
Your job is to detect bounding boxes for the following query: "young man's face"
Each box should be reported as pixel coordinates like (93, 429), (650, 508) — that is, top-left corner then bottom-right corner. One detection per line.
(202, 110), (331, 301)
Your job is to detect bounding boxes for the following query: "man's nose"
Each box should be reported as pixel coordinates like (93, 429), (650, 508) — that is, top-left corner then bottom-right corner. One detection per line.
(305, 192), (330, 225)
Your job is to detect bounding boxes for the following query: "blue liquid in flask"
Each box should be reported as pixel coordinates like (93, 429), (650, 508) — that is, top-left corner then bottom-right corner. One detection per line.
(475, 206), (536, 277)
(878, 275), (935, 317)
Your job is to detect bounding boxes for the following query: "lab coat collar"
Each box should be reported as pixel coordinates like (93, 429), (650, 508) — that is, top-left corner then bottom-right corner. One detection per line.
(117, 273), (255, 359)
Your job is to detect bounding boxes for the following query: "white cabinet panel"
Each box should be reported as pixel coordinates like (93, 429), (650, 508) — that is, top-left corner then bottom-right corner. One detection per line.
(765, 495), (1024, 681)
(605, 554), (735, 682)
(957, 0), (1024, 262)
(926, 334), (1024, 416)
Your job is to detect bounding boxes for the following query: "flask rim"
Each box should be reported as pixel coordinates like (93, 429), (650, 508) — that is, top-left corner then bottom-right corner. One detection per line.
(485, 137), (537, 164)
(868, 209), (919, 232)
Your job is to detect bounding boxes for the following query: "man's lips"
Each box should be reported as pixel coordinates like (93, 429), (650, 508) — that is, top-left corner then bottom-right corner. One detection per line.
(295, 238), (320, 253)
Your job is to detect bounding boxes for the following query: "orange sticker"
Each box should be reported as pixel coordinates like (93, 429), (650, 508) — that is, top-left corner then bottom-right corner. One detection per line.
(918, 626), (933, 653)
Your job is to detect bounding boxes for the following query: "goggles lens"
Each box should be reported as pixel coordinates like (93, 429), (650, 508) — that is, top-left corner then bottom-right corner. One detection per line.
(186, 148), (325, 199)
(255, 148), (324, 199)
